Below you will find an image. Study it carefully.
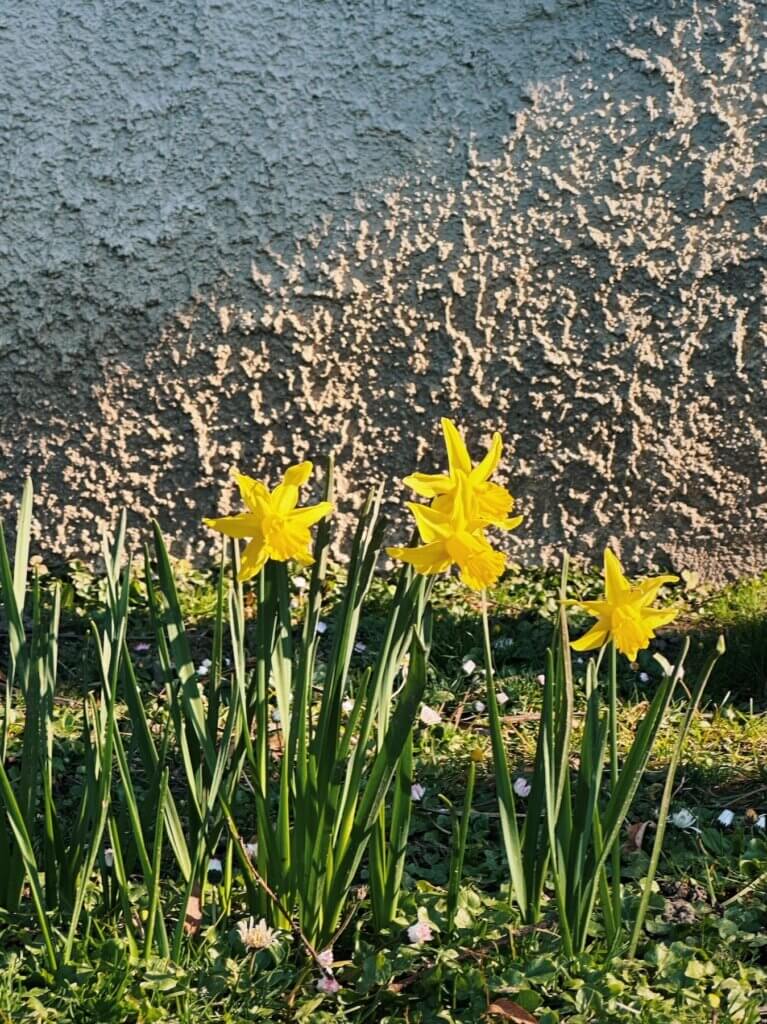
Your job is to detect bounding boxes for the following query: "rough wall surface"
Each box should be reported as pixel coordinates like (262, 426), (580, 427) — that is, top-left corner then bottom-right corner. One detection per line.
(1, 0), (765, 579)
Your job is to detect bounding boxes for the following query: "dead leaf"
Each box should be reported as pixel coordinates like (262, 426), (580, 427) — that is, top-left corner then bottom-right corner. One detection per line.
(487, 998), (538, 1022)
(625, 819), (652, 851)
(183, 883), (202, 936)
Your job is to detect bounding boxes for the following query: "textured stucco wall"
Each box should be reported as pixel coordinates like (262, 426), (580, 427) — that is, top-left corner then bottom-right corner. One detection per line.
(1, 0), (765, 579)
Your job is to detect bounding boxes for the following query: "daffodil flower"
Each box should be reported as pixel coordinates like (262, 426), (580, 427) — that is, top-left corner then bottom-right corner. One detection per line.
(403, 418), (522, 530)
(569, 549), (678, 662)
(204, 462), (332, 582)
(387, 474), (507, 591)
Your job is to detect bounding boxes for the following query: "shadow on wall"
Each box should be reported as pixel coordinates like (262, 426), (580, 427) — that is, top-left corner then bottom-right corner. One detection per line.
(0, 0), (765, 580)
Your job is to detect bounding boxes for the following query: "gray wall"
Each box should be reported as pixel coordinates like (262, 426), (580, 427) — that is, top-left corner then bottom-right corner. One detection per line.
(1, 0), (765, 579)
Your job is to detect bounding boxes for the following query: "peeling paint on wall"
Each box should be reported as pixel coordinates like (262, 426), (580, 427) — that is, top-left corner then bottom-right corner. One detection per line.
(0, 0), (765, 579)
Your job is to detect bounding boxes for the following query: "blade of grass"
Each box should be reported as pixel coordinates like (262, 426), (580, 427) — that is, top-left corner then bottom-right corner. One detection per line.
(143, 767), (169, 959)
(628, 635), (724, 956)
(0, 757), (58, 970)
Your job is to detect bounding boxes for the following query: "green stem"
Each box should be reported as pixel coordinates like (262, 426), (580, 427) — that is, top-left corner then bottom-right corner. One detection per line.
(481, 592), (527, 918)
(608, 641), (622, 937)
(447, 756), (477, 932)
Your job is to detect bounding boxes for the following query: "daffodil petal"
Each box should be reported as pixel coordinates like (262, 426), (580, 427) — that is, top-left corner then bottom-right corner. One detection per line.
(637, 575), (679, 606)
(239, 538), (269, 581)
(406, 502), (453, 543)
(495, 514), (524, 532)
(441, 418), (472, 476)
(283, 461), (313, 488)
(286, 501), (333, 529)
(293, 551), (315, 567)
(571, 623), (610, 652)
(603, 548), (630, 604)
(204, 513), (260, 539)
(471, 432), (502, 484)
(387, 542), (452, 576)
(235, 473), (270, 514)
(576, 599), (612, 617)
(270, 462), (314, 515)
(403, 472), (454, 498)
(640, 607), (678, 629)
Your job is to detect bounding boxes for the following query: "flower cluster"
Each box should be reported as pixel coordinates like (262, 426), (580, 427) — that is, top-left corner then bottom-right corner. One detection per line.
(386, 419), (522, 591)
(204, 418), (680, 661)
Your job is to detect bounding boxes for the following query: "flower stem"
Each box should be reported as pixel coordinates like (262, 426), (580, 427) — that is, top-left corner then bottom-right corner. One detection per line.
(481, 591), (527, 917)
(447, 755), (476, 932)
(608, 641), (622, 935)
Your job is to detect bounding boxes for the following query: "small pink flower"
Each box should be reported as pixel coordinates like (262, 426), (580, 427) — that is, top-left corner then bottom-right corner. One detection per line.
(419, 704), (441, 726)
(411, 783), (426, 802)
(316, 974), (341, 994)
(407, 919), (433, 944)
(134, 642), (151, 653)
(318, 947), (334, 969)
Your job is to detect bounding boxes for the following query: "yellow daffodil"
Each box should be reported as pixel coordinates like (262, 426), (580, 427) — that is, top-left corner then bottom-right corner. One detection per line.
(403, 418), (522, 530)
(204, 462), (332, 581)
(570, 549), (678, 661)
(387, 474), (508, 591)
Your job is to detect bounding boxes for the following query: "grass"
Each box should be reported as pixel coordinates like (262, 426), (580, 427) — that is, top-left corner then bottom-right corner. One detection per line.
(2, 557), (767, 1023)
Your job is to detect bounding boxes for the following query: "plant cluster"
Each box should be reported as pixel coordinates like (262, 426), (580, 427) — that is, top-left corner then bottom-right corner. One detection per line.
(0, 419), (735, 1019)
